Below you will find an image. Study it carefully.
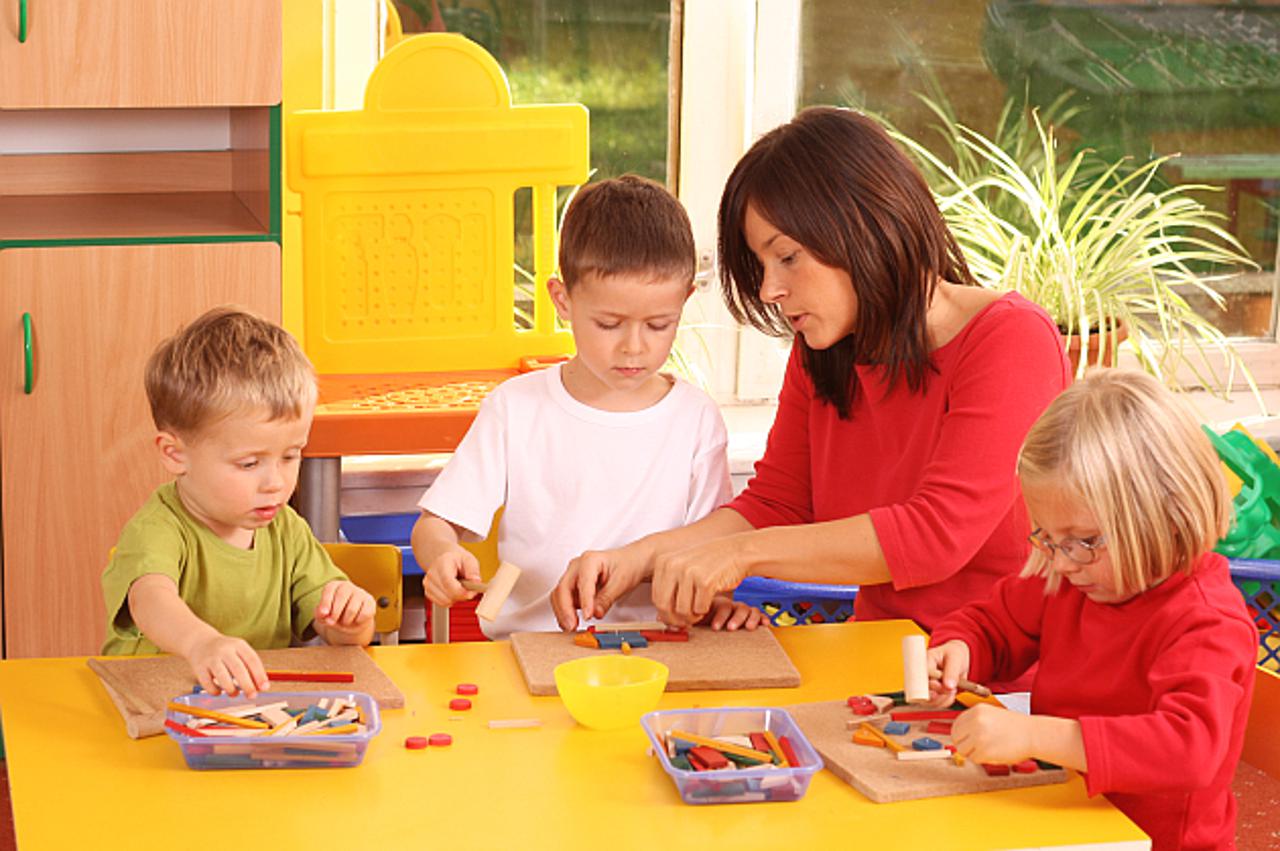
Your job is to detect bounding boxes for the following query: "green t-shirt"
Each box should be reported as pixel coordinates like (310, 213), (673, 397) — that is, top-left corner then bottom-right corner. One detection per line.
(101, 481), (347, 655)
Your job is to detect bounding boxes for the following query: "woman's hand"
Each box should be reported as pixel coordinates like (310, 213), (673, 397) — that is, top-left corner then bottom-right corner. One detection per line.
(551, 543), (653, 631)
(651, 534), (754, 627)
(702, 595), (765, 631)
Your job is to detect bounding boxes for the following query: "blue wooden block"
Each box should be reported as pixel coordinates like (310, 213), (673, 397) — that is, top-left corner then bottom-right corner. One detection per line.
(883, 721), (909, 736)
(616, 632), (648, 648)
(594, 632), (625, 649)
(912, 736), (943, 751)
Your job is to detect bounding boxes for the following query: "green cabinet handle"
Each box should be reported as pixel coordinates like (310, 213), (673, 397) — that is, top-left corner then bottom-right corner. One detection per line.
(22, 312), (32, 394)
(18, 0), (26, 42)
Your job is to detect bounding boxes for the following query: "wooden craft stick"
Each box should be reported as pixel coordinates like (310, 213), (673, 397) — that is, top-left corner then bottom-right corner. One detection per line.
(264, 670), (355, 683)
(668, 730), (775, 763)
(902, 634), (929, 704)
(487, 718), (543, 729)
(761, 730), (789, 767)
(896, 748), (953, 761)
(857, 722), (906, 753)
(474, 561), (522, 622)
(958, 677), (992, 698)
(593, 620), (666, 633)
(165, 701), (270, 729)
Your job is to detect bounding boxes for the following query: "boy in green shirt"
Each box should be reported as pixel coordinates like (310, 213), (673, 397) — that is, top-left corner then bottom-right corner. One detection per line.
(101, 307), (374, 697)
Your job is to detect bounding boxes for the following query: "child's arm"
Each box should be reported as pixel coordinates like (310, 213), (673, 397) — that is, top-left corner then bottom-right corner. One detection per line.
(951, 704), (1088, 772)
(126, 574), (269, 697)
(311, 580), (375, 646)
(412, 511), (484, 608)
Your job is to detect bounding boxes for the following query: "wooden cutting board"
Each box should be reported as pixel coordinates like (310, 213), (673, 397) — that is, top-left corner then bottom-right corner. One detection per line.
(88, 645), (404, 739)
(509, 627), (801, 696)
(786, 699), (1069, 803)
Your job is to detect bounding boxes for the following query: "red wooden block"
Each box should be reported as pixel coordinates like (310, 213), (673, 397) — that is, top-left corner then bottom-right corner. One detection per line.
(889, 709), (963, 722)
(688, 746), (730, 770)
(926, 721), (954, 735)
(164, 719), (208, 737)
(846, 696), (877, 715)
(981, 763), (1011, 777)
(1012, 759), (1038, 774)
(749, 732), (772, 754)
(264, 670), (355, 683)
(639, 629), (690, 642)
(778, 735), (801, 767)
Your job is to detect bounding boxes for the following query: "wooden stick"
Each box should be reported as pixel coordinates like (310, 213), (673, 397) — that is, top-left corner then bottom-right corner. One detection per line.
(166, 701), (270, 729)
(487, 718), (543, 729)
(957, 677), (992, 698)
(265, 670), (354, 683)
(593, 620), (666, 633)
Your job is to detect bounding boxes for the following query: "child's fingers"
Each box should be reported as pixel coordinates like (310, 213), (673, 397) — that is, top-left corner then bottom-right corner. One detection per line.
(224, 655), (259, 699)
(549, 568), (581, 632)
(316, 581), (338, 620)
(238, 646), (269, 694)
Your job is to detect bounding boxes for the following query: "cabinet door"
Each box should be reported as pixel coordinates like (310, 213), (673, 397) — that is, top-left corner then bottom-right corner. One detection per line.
(0, 242), (280, 658)
(0, 0), (281, 107)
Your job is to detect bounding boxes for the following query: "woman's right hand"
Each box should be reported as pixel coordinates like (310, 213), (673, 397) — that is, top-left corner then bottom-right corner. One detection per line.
(550, 543), (652, 631)
(422, 546), (482, 608)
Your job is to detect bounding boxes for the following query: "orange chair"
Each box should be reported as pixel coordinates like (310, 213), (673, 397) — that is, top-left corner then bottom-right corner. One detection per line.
(286, 35), (587, 640)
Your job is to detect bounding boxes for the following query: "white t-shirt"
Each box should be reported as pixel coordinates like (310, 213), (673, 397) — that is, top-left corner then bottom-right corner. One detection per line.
(419, 364), (732, 639)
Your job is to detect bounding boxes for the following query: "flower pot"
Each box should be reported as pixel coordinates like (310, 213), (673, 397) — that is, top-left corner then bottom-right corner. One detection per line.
(1062, 319), (1128, 377)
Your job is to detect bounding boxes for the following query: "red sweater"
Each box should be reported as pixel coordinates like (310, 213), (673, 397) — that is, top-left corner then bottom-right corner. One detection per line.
(728, 292), (1070, 631)
(932, 553), (1257, 851)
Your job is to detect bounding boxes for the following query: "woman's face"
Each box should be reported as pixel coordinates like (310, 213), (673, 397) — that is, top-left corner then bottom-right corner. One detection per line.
(743, 202), (857, 350)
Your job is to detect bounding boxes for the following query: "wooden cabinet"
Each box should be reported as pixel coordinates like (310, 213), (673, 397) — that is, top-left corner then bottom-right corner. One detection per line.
(0, 243), (280, 658)
(0, 0), (281, 108)
(0, 1), (283, 656)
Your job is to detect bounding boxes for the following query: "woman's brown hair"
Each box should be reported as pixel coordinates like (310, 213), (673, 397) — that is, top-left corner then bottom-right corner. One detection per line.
(718, 106), (976, 416)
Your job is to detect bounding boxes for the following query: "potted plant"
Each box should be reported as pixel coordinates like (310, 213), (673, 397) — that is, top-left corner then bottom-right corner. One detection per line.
(890, 102), (1259, 398)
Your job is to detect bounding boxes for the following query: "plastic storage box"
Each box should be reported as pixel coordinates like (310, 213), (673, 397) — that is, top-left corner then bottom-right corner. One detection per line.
(1231, 558), (1280, 672)
(733, 576), (858, 626)
(164, 691), (381, 770)
(641, 707), (822, 804)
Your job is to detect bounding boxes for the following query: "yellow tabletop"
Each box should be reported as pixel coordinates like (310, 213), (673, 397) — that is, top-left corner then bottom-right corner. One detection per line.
(0, 621), (1149, 850)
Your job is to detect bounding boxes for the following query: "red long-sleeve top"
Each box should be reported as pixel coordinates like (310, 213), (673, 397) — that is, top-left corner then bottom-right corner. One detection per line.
(727, 292), (1070, 631)
(932, 552), (1258, 851)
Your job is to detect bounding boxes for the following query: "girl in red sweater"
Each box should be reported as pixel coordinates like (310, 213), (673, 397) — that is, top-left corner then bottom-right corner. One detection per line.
(928, 370), (1257, 851)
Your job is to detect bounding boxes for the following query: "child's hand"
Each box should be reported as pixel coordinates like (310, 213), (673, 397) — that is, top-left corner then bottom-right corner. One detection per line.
(316, 580), (376, 632)
(422, 546), (482, 608)
(951, 703), (1035, 764)
(185, 633), (269, 698)
(701, 595), (765, 631)
(926, 639), (971, 707)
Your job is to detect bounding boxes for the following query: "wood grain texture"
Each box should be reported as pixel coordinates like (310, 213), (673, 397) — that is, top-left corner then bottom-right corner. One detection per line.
(509, 627), (801, 696)
(787, 699), (1069, 803)
(0, 243), (279, 657)
(0, 0), (281, 108)
(88, 645), (404, 739)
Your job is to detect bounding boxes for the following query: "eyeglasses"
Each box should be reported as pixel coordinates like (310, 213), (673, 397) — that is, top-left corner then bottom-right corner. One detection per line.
(1028, 528), (1107, 565)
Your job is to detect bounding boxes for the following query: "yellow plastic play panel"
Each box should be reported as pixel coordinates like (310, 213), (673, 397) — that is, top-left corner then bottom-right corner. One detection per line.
(287, 34), (586, 374)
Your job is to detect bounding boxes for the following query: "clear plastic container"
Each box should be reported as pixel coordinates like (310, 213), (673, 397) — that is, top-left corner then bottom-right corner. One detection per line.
(164, 691), (381, 770)
(641, 707), (823, 804)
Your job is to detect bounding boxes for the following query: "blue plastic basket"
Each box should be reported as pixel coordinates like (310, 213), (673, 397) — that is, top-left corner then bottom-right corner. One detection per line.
(339, 513), (422, 576)
(1230, 558), (1280, 672)
(732, 576), (858, 626)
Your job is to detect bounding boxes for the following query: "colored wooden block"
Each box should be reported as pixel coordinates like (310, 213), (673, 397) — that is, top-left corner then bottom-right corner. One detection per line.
(982, 763), (1011, 777)
(847, 695), (877, 714)
(669, 730), (775, 763)
(615, 632), (648, 648)
(593, 632), (625, 650)
(883, 721), (909, 736)
(264, 670), (355, 683)
(856, 722), (906, 753)
(852, 729), (886, 748)
(890, 709), (963, 722)
(925, 721), (953, 735)
(637, 629), (690, 642)
(1012, 759), (1039, 774)
(778, 735), (801, 768)
(896, 748), (952, 761)
(688, 746), (731, 771)
(573, 632), (599, 649)
(911, 737), (943, 751)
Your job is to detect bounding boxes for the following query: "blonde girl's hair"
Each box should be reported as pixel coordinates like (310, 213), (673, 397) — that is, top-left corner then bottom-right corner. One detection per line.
(145, 306), (317, 436)
(1017, 369), (1232, 596)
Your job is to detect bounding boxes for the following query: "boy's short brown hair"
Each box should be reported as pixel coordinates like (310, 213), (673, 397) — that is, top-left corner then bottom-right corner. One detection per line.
(557, 174), (696, 290)
(145, 306), (317, 436)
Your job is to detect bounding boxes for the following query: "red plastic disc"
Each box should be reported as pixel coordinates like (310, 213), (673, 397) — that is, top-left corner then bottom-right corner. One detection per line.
(428, 733), (452, 747)
(405, 736), (429, 750)
(449, 698), (472, 711)
(456, 683), (479, 695)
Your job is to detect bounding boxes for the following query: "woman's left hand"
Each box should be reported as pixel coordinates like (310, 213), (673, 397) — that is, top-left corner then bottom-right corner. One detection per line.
(651, 534), (754, 626)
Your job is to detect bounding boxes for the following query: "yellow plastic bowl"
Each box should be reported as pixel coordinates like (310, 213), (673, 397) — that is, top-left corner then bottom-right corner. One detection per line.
(553, 655), (669, 730)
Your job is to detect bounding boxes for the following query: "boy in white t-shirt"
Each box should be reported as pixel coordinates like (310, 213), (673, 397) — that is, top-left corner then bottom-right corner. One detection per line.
(411, 175), (762, 639)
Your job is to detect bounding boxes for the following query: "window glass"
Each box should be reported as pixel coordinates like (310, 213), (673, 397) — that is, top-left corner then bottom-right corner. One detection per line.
(798, 0), (1280, 339)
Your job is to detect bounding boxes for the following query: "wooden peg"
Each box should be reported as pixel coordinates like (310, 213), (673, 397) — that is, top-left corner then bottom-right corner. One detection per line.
(462, 561), (523, 622)
(902, 634), (929, 704)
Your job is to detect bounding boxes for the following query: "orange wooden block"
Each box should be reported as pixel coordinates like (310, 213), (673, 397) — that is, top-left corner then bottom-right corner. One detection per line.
(573, 632), (599, 649)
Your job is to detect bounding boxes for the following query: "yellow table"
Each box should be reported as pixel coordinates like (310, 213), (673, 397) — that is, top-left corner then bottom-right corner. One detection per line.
(0, 621), (1149, 850)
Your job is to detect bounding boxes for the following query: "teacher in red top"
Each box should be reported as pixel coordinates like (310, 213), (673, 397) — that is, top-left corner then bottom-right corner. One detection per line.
(551, 106), (1071, 634)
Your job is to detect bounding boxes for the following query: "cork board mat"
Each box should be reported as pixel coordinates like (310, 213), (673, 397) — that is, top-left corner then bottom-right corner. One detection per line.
(786, 700), (1069, 803)
(509, 627), (801, 696)
(88, 646), (404, 739)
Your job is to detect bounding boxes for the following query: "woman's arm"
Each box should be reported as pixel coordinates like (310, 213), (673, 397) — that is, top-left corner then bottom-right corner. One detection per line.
(550, 506), (752, 629)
